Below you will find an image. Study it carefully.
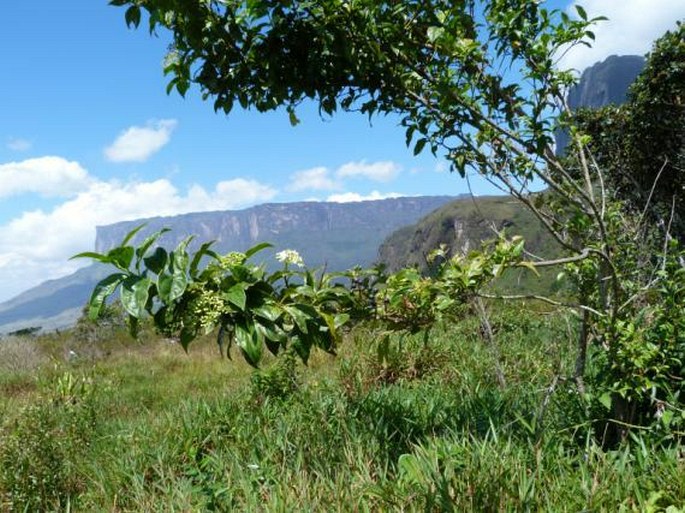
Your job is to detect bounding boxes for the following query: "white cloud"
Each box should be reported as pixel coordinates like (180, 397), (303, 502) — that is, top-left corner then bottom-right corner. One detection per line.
(0, 163), (277, 302)
(559, 0), (685, 71)
(336, 160), (401, 182)
(6, 138), (32, 152)
(0, 156), (92, 198)
(326, 190), (404, 203)
(104, 119), (177, 162)
(288, 167), (341, 192)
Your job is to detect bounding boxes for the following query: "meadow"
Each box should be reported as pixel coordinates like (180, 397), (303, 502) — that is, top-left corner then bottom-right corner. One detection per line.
(1, 306), (683, 512)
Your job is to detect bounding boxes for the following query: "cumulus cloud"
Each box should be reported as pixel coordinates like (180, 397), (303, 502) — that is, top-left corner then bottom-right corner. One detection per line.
(288, 167), (342, 192)
(6, 137), (32, 152)
(104, 119), (177, 162)
(0, 160), (277, 302)
(326, 191), (404, 203)
(559, 0), (685, 72)
(336, 160), (401, 182)
(287, 160), (403, 192)
(0, 156), (92, 198)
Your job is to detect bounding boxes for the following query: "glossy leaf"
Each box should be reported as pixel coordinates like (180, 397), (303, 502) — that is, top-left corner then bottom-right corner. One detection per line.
(87, 272), (127, 320)
(120, 276), (152, 318)
(143, 247), (168, 275)
(224, 283), (247, 311)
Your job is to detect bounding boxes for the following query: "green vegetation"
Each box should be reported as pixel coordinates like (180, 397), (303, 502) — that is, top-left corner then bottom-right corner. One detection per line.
(1, 1), (683, 509)
(2, 308), (684, 511)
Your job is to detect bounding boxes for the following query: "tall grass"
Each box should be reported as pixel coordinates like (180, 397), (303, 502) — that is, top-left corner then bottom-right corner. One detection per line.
(0, 307), (683, 511)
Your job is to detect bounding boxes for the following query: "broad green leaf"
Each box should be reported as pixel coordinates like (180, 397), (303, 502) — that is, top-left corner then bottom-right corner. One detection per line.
(284, 305), (309, 333)
(143, 247), (168, 275)
(120, 276), (152, 318)
(254, 320), (286, 343)
(157, 271), (188, 303)
(171, 236), (193, 272)
(87, 273), (127, 320)
(107, 246), (135, 271)
(253, 303), (283, 322)
(224, 283), (247, 311)
(234, 324), (262, 367)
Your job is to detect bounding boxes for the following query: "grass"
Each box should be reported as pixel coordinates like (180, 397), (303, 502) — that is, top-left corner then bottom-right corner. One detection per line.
(0, 307), (684, 511)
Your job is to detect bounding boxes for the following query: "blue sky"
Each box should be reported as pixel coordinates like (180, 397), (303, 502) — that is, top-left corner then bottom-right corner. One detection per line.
(0, 0), (682, 301)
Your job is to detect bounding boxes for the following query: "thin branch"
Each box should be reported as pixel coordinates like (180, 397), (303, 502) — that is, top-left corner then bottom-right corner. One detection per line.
(477, 292), (604, 317)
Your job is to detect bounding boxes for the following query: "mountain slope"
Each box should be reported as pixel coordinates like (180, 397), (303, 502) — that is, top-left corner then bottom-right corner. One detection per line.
(378, 195), (562, 295)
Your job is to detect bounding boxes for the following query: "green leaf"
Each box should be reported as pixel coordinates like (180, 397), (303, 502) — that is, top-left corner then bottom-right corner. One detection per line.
(414, 138), (427, 155)
(288, 108), (300, 126)
(244, 242), (273, 259)
(136, 228), (170, 262)
(426, 26), (444, 44)
(120, 224), (147, 247)
(235, 324), (262, 367)
(107, 246), (135, 271)
(70, 251), (110, 263)
(190, 241), (218, 277)
(143, 247), (168, 275)
(290, 335), (311, 364)
(171, 236), (193, 272)
(120, 276), (152, 318)
(253, 303), (282, 322)
(87, 273), (127, 320)
(180, 326), (196, 352)
(128, 315), (140, 339)
(284, 305), (310, 333)
(157, 271), (188, 303)
(598, 392), (612, 410)
(575, 5), (587, 20)
(125, 5), (141, 27)
(224, 283), (247, 311)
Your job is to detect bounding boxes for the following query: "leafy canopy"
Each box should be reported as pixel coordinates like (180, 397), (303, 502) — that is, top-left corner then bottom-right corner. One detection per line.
(113, 0), (598, 178)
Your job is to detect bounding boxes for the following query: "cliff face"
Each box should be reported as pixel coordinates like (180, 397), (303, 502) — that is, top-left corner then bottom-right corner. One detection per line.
(95, 196), (458, 271)
(556, 54), (645, 154)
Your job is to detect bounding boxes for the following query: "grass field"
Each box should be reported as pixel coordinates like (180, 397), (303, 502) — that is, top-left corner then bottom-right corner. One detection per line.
(1, 307), (684, 511)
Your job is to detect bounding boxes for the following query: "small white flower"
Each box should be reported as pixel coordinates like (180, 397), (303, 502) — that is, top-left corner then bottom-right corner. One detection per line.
(275, 249), (304, 267)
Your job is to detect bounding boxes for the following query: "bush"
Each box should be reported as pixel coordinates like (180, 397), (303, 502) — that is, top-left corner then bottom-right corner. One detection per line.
(0, 372), (98, 511)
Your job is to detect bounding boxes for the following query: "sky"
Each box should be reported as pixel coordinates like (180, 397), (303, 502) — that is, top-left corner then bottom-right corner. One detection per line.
(0, 1), (682, 302)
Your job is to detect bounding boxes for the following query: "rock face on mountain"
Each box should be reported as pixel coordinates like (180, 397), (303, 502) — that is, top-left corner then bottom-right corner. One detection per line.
(0, 196), (455, 333)
(95, 197), (457, 271)
(556, 54), (645, 154)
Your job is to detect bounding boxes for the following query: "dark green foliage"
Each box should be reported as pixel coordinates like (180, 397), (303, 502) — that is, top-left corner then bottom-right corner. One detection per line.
(575, 22), (685, 235)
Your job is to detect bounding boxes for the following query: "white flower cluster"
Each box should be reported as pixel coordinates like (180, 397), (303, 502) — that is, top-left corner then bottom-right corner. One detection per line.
(191, 291), (225, 333)
(275, 249), (304, 267)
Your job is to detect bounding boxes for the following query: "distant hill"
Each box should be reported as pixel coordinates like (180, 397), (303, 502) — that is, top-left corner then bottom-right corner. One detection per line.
(378, 195), (563, 295)
(555, 54), (645, 154)
(0, 196), (455, 334)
